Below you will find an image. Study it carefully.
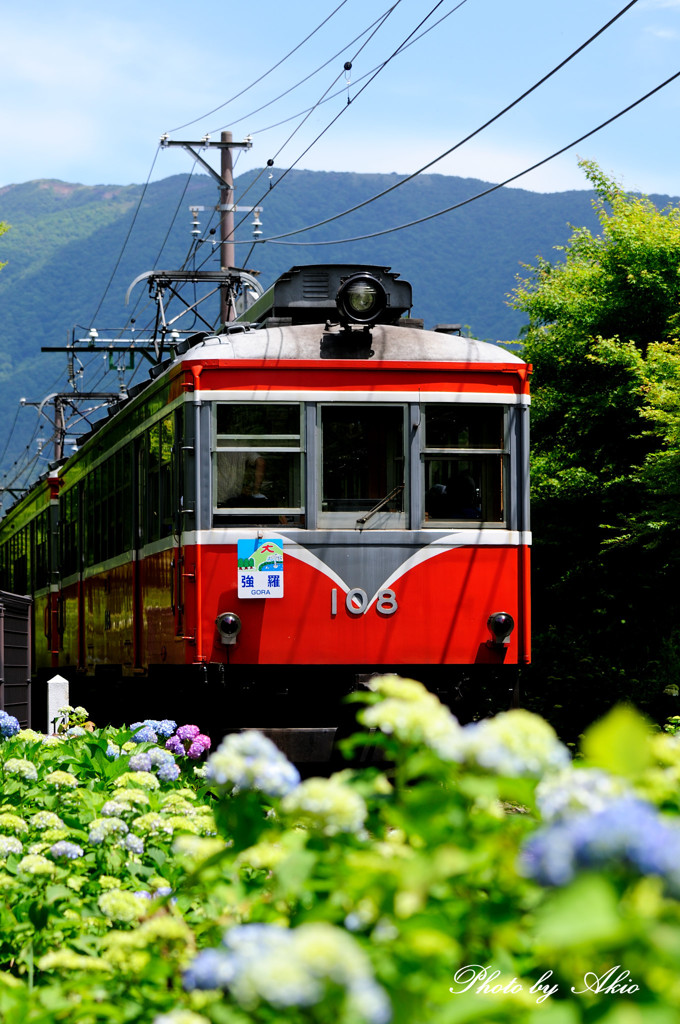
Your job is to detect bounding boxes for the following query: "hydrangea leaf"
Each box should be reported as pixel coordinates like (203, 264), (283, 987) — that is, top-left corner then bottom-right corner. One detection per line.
(531, 872), (627, 950)
(581, 704), (654, 780)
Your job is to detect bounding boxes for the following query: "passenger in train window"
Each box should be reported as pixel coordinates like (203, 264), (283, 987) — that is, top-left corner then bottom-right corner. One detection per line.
(217, 453), (268, 507)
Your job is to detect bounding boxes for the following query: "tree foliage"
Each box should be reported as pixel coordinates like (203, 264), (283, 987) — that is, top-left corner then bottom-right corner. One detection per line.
(510, 161), (680, 735)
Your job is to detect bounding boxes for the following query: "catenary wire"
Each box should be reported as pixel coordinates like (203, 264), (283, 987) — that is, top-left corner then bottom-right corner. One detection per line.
(228, 0), (450, 243)
(207, 3), (403, 137)
(166, 0), (352, 134)
(250, 68), (680, 246)
(237, 0), (641, 244)
(219, 0), (470, 138)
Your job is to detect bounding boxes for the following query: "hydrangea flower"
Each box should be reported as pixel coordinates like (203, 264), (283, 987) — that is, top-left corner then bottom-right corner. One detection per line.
(131, 813), (174, 836)
(0, 813), (29, 835)
(106, 742), (121, 759)
(157, 761), (181, 782)
(123, 833), (145, 855)
(148, 747), (177, 768)
(153, 1011), (211, 1024)
(17, 854), (56, 876)
(65, 726), (87, 738)
(131, 725), (158, 744)
(281, 776), (368, 836)
(15, 729), (43, 743)
(361, 675), (465, 762)
(39, 950), (113, 973)
(521, 797), (680, 893)
(130, 719), (177, 739)
(160, 794), (197, 816)
(114, 771), (160, 791)
(110, 787), (151, 808)
(166, 725), (212, 759)
(536, 767), (631, 822)
(0, 710), (20, 739)
(184, 922), (390, 1023)
(89, 817), (129, 844)
(31, 811), (65, 830)
(0, 835), (23, 859)
(49, 840), (84, 860)
(205, 731), (300, 797)
(462, 709), (571, 778)
(44, 770), (79, 789)
(98, 889), (148, 922)
(3, 758), (38, 781)
(129, 752), (153, 773)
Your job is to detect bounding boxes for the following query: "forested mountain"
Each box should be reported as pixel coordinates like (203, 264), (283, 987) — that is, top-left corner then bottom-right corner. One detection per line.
(0, 167), (675, 484)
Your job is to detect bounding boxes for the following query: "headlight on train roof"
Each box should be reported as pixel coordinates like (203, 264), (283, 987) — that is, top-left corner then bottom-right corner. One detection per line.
(336, 272), (388, 325)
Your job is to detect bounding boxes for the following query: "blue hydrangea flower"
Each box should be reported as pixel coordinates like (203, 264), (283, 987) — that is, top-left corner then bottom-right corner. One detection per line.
(0, 711), (20, 739)
(49, 840), (84, 860)
(521, 797), (680, 893)
(184, 947), (238, 990)
(155, 720), (178, 738)
(129, 752), (153, 773)
(157, 761), (181, 782)
(132, 725), (158, 744)
(148, 747), (176, 767)
(205, 731), (300, 797)
(123, 833), (145, 855)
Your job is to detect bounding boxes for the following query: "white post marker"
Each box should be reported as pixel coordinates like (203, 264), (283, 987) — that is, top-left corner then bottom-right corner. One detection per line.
(47, 674), (70, 733)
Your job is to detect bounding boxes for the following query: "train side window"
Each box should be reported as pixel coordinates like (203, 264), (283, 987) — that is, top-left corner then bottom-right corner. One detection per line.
(213, 403), (304, 525)
(319, 405), (407, 528)
(422, 405), (507, 526)
(60, 485), (80, 577)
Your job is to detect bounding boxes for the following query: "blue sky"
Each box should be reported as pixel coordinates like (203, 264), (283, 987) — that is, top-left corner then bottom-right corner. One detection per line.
(1, 0), (679, 196)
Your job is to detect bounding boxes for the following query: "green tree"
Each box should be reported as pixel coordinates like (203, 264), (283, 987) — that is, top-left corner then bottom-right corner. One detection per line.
(0, 221), (8, 271)
(510, 161), (680, 737)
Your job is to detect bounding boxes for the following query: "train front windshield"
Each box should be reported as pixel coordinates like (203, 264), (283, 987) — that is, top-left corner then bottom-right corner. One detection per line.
(212, 401), (508, 528)
(321, 406), (404, 516)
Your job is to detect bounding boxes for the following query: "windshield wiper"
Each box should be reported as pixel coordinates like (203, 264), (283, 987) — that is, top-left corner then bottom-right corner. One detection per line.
(356, 483), (405, 526)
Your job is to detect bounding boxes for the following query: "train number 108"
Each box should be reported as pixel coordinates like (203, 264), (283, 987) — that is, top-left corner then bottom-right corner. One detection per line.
(331, 588), (398, 617)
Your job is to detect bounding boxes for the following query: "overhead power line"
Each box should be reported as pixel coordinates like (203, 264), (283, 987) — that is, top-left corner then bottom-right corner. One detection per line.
(253, 67), (680, 247)
(166, 0), (352, 134)
(239, 0), (641, 246)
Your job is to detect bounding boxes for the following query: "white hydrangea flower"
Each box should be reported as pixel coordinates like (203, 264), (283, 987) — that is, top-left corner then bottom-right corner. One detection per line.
(184, 922), (390, 1023)
(31, 811), (66, 830)
(3, 758), (38, 781)
(98, 889), (148, 922)
(282, 775), (367, 835)
(536, 767), (631, 821)
(17, 854), (56, 876)
(0, 835), (23, 858)
(361, 676), (465, 761)
(0, 813), (29, 835)
(44, 770), (79, 789)
(462, 709), (571, 778)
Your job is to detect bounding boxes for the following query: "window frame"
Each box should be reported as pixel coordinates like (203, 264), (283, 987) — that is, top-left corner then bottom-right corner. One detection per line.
(317, 402), (409, 529)
(420, 403), (509, 529)
(212, 401), (305, 519)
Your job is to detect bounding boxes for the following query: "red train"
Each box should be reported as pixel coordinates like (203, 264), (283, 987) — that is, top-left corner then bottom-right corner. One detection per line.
(0, 265), (530, 740)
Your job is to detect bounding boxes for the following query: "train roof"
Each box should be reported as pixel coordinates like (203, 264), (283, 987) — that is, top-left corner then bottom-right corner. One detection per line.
(176, 321), (525, 365)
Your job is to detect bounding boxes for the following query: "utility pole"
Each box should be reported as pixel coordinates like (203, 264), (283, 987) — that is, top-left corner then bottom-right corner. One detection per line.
(220, 131), (235, 324)
(159, 133), (254, 328)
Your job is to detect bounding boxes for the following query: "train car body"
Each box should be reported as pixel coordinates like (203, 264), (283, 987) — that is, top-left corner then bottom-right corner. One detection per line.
(0, 265), (530, 735)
